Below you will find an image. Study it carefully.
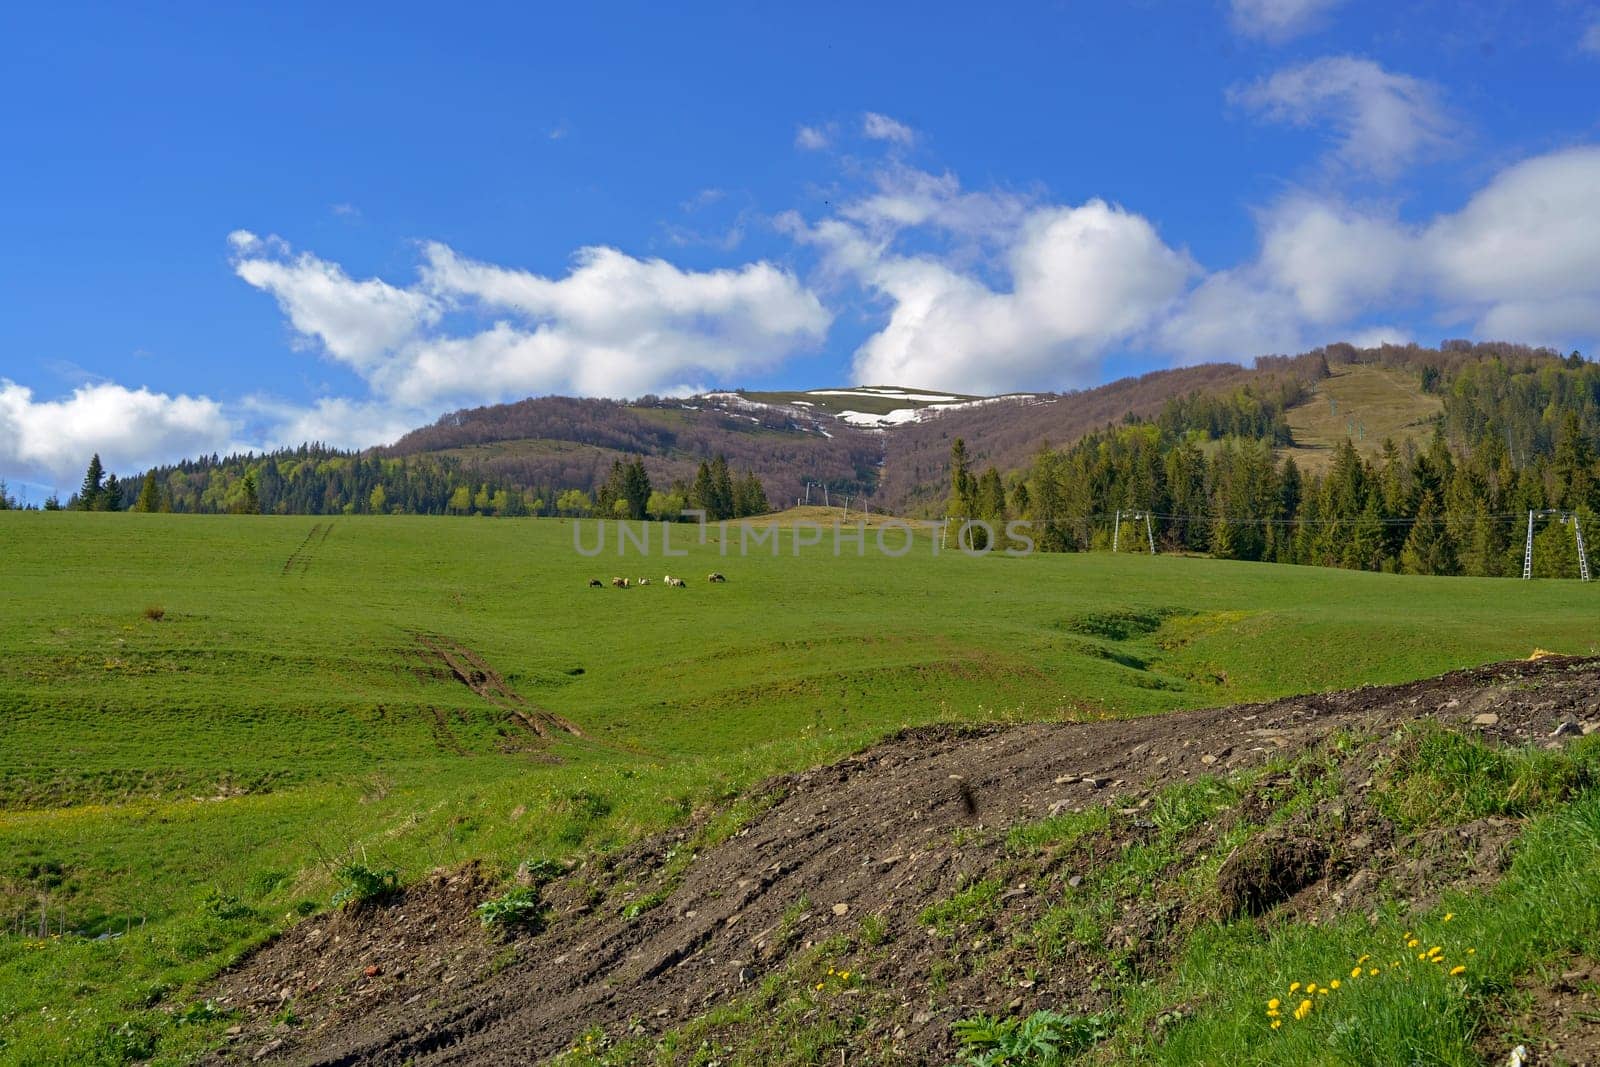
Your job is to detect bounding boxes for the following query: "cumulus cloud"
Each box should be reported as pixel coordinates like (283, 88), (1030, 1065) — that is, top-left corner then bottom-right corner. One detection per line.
(1229, 0), (1344, 42)
(792, 169), (1193, 393)
(229, 233), (830, 411)
(0, 380), (234, 486)
(1160, 146), (1600, 361)
(862, 111), (916, 146)
(1230, 57), (1454, 178)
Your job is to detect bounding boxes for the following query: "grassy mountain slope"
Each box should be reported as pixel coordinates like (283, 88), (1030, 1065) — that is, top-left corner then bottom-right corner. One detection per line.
(1, 512), (1598, 1062)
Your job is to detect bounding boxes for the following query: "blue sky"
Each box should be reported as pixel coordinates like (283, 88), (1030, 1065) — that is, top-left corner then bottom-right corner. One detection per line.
(3, 0), (1600, 493)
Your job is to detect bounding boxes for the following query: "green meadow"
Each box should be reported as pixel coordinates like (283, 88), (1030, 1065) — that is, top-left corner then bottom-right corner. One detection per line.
(0, 512), (1596, 1064)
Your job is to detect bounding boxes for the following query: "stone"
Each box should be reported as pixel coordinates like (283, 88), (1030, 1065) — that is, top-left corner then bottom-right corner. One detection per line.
(1471, 713), (1499, 726)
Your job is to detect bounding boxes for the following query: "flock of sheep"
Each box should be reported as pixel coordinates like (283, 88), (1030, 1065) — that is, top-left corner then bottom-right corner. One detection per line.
(589, 572), (726, 589)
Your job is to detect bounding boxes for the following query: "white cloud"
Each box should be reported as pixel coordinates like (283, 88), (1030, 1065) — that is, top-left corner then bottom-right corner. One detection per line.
(862, 112), (916, 146)
(241, 395), (421, 452)
(230, 234), (831, 410)
(795, 124), (830, 150)
(1229, 0), (1344, 42)
(1230, 57), (1454, 177)
(796, 171), (1193, 393)
(1161, 145), (1600, 361)
(230, 231), (440, 368)
(0, 380), (234, 486)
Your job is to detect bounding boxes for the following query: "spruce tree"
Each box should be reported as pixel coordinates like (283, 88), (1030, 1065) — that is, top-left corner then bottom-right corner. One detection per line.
(77, 454), (105, 511)
(1399, 491), (1458, 575)
(238, 471), (261, 514)
(134, 471), (160, 513)
(622, 458), (651, 520)
(710, 455), (735, 520)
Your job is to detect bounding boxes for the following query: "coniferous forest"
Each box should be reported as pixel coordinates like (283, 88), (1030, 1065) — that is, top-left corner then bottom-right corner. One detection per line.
(24, 341), (1600, 577)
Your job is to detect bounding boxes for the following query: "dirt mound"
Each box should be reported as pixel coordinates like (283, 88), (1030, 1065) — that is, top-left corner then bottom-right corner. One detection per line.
(207, 655), (1600, 1065)
(1214, 833), (1328, 918)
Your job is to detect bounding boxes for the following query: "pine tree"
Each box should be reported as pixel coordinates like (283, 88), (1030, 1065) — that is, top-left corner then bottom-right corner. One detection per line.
(1399, 491), (1458, 575)
(690, 461), (716, 516)
(237, 471), (261, 514)
(77, 454), (105, 511)
(947, 438), (976, 520)
(100, 473), (123, 511)
(622, 458), (652, 520)
(710, 455), (735, 520)
(134, 471), (160, 513)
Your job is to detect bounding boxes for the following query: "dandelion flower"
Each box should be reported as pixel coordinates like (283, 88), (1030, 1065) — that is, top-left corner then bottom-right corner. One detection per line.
(1268, 999), (1281, 1010)
(1428, 946), (1442, 957)
(1330, 980), (1341, 990)
(1289, 982), (1301, 993)
(1271, 1019), (1283, 1030)
(1450, 965), (1466, 976)
(1407, 938), (1420, 948)
(1358, 954), (1371, 964)
(1443, 913), (1454, 922)
(840, 971), (850, 980)
(1351, 966), (1363, 978)
(815, 982), (824, 990)
(1467, 948), (1476, 955)
(1369, 968), (1380, 976)
(1294, 999), (1313, 1020)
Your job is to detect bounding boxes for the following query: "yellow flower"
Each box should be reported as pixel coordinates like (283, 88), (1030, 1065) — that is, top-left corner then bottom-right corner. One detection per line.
(1271, 1019), (1283, 1030)
(814, 982), (824, 990)
(1406, 938), (1420, 948)
(1443, 912), (1454, 922)
(1467, 948), (1476, 955)
(1330, 980), (1341, 990)
(840, 971), (850, 980)
(1428, 946), (1442, 957)
(1294, 999), (1313, 1020)
(1450, 965), (1466, 976)
(1418, 952), (1428, 960)
(1357, 954), (1371, 964)
(1369, 968), (1380, 976)
(1351, 966), (1363, 978)
(1268, 999), (1281, 1010)
(1289, 982), (1301, 993)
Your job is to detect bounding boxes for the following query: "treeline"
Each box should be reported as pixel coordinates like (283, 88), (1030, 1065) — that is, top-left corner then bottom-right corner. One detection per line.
(42, 445), (772, 520)
(945, 348), (1599, 577)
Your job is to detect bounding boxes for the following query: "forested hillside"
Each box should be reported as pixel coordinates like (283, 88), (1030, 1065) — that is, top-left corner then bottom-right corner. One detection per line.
(29, 340), (1598, 561)
(944, 342), (1599, 577)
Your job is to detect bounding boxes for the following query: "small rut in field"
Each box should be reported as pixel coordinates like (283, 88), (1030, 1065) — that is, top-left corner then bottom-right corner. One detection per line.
(411, 632), (582, 741)
(282, 522), (335, 576)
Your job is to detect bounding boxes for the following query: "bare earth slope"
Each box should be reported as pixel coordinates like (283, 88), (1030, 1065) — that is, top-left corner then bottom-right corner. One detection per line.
(210, 656), (1600, 1065)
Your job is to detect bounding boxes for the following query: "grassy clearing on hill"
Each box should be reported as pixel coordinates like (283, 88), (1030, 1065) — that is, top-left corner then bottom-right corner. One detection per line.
(1282, 364), (1444, 474)
(0, 513), (1595, 1064)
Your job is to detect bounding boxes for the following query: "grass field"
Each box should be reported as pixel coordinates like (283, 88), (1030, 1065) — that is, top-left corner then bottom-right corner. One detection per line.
(0, 512), (1596, 1064)
(1282, 364), (1443, 473)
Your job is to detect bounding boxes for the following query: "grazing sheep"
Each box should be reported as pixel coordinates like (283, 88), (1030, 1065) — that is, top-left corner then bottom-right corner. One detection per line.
(637, 577), (652, 586)
(665, 575), (687, 588)
(588, 578), (603, 587)
(611, 576), (630, 588)
(707, 572), (727, 583)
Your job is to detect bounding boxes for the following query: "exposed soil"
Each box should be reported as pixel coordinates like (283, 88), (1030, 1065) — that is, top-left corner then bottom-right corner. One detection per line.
(207, 655), (1600, 1065)
(411, 633), (582, 741)
(1494, 957), (1600, 1066)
